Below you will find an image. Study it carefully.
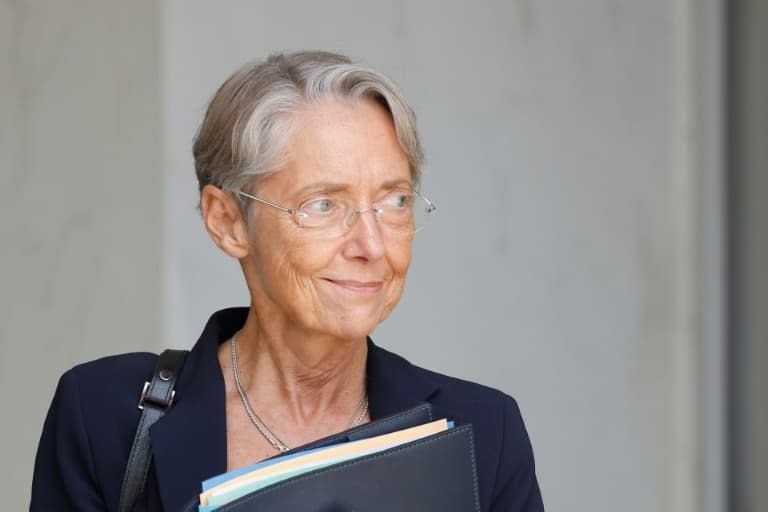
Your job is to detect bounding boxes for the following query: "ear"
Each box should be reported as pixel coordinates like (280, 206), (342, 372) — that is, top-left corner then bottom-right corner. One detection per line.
(200, 184), (251, 259)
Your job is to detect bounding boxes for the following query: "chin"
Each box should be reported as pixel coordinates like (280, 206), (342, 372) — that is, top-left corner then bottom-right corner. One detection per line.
(323, 308), (387, 340)
(331, 320), (378, 341)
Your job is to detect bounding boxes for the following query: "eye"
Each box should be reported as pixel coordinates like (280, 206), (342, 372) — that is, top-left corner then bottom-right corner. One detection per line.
(301, 197), (338, 215)
(382, 190), (412, 209)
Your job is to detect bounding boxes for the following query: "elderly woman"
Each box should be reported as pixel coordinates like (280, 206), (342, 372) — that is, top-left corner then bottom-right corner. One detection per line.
(31, 51), (543, 511)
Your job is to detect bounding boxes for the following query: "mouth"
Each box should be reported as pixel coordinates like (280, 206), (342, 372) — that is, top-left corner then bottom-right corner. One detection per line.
(321, 278), (383, 295)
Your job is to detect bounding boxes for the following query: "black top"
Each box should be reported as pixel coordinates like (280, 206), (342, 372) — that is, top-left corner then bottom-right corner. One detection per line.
(31, 307), (544, 511)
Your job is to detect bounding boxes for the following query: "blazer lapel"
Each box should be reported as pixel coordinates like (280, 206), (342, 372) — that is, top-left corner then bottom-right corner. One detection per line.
(366, 338), (441, 419)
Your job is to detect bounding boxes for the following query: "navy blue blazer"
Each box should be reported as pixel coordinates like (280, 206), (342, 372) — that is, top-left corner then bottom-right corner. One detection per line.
(32, 308), (543, 511)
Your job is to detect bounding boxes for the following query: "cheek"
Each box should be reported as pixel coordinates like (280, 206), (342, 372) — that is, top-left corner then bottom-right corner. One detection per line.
(283, 236), (339, 275)
(266, 236), (341, 305)
(252, 215), (331, 276)
(389, 238), (413, 277)
(247, 226), (310, 297)
(383, 240), (413, 303)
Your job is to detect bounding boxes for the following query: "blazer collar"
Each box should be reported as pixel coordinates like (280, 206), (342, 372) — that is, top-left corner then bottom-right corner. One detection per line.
(365, 337), (441, 418)
(149, 307), (441, 511)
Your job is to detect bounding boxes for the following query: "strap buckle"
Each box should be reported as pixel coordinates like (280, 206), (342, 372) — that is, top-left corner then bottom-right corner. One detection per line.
(137, 381), (176, 411)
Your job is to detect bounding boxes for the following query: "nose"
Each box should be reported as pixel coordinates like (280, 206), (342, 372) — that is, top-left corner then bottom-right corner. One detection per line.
(342, 208), (386, 261)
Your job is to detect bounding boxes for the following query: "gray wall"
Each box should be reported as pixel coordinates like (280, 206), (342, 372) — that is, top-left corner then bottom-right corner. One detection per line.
(1, 1), (733, 511)
(0, 1), (163, 508)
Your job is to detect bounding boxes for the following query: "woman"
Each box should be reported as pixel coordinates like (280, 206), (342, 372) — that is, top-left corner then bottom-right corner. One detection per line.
(31, 51), (543, 511)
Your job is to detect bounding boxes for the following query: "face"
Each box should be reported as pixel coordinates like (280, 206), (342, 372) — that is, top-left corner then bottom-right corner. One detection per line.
(241, 99), (413, 340)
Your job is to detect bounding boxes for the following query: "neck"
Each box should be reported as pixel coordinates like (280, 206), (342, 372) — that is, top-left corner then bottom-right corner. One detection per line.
(224, 306), (368, 424)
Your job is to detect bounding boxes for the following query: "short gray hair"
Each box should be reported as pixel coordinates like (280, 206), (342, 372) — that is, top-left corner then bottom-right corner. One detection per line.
(193, 51), (424, 207)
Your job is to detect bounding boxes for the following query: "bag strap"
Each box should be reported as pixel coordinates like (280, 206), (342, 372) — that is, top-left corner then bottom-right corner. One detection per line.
(118, 349), (189, 512)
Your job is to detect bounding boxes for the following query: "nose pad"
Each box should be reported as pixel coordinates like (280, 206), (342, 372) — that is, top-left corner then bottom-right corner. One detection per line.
(345, 207), (383, 231)
(343, 208), (386, 260)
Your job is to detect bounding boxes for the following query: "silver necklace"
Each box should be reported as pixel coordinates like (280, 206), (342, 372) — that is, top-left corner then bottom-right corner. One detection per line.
(230, 334), (369, 453)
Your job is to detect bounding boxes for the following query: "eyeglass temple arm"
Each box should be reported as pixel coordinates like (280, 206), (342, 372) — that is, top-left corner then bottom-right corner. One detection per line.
(237, 191), (296, 215)
(413, 190), (436, 213)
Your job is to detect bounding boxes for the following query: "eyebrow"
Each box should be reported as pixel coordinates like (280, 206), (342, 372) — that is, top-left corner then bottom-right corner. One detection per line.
(381, 178), (414, 190)
(294, 179), (413, 197)
(294, 182), (350, 197)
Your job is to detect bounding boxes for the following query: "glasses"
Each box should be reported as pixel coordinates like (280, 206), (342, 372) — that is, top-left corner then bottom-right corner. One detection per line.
(237, 188), (436, 238)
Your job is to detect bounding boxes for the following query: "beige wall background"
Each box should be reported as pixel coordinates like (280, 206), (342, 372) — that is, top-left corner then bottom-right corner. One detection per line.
(2, 1), (762, 511)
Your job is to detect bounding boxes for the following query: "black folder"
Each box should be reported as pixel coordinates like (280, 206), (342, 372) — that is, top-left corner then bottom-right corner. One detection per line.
(183, 403), (480, 512)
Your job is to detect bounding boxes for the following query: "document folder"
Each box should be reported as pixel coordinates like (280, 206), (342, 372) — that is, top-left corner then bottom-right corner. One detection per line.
(183, 404), (481, 512)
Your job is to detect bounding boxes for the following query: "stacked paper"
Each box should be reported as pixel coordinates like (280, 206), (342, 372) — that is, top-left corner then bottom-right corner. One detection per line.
(198, 418), (452, 511)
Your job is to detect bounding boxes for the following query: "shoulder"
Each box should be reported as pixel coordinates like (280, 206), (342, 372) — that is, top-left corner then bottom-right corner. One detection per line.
(408, 361), (529, 460)
(62, 352), (159, 409)
(373, 343), (515, 422)
(371, 345), (542, 510)
(61, 352), (161, 438)
(67, 351), (159, 379)
(52, 352), (159, 449)
(372, 343), (528, 456)
(418, 363), (513, 408)
(418, 367), (543, 511)
(32, 352), (162, 510)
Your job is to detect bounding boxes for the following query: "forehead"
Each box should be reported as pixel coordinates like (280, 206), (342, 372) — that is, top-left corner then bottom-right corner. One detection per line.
(261, 99), (411, 196)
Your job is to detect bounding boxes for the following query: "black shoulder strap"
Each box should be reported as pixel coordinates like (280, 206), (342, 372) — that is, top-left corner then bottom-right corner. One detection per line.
(119, 349), (189, 512)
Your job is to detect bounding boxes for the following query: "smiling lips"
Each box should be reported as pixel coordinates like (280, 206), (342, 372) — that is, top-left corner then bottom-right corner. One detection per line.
(322, 278), (383, 295)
